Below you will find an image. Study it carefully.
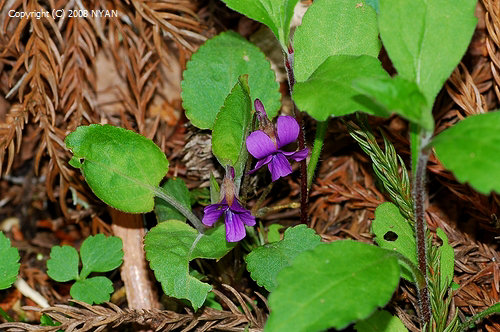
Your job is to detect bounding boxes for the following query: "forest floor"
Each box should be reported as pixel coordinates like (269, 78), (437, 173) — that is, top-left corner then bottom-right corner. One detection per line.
(0, 0), (499, 331)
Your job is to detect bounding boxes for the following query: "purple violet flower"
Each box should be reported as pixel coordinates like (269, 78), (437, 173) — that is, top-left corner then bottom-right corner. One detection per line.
(246, 108), (309, 182)
(202, 168), (255, 242)
(202, 198), (256, 242)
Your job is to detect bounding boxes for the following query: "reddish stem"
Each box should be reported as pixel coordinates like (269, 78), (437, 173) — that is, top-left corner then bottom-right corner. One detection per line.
(285, 45), (308, 225)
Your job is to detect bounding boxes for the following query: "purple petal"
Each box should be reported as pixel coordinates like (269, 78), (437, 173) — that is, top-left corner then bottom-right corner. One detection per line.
(268, 153), (293, 182)
(281, 147), (309, 161)
(225, 211), (246, 242)
(202, 204), (226, 226)
(240, 210), (256, 226)
(276, 116), (299, 148)
(248, 154), (273, 174)
(229, 201), (256, 226)
(246, 131), (277, 159)
(229, 199), (246, 213)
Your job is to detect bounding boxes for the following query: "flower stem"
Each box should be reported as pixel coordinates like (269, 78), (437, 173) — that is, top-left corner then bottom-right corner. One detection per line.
(284, 45), (308, 225)
(153, 187), (205, 234)
(307, 120), (327, 189)
(412, 129), (433, 325)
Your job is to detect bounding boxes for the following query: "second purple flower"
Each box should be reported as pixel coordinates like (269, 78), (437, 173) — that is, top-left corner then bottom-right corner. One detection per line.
(246, 100), (309, 182)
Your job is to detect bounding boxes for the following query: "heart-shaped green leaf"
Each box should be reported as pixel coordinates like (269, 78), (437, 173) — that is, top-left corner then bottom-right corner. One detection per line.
(266, 240), (400, 331)
(432, 111), (500, 195)
(181, 31), (280, 129)
(294, 0), (380, 82)
(144, 221), (236, 310)
(65, 125), (169, 213)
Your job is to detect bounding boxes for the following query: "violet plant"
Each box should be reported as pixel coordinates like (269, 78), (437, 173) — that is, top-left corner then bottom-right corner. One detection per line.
(27, 0), (498, 331)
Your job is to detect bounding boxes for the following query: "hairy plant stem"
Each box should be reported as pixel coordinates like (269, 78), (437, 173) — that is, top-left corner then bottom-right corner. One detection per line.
(413, 130), (433, 325)
(307, 120), (327, 189)
(153, 187), (204, 233)
(284, 46), (308, 225)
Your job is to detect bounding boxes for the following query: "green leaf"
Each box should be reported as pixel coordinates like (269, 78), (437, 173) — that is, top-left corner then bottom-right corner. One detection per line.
(436, 228), (454, 291)
(189, 187), (211, 206)
(266, 241), (400, 332)
(204, 291), (223, 311)
(144, 221), (236, 310)
(40, 314), (62, 327)
(246, 225), (321, 292)
(212, 75), (252, 177)
(220, 0), (299, 48)
(70, 277), (114, 305)
(47, 245), (79, 282)
(432, 112), (500, 195)
(155, 178), (191, 222)
(65, 125), (169, 213)
(267, 224), (284, 243)
(293, 55), (389, 121)
(0, 231), (20, 290)
(181, 31), (280, 129)
(353, 76), (433, 131)
(355, 310), (408, 332)
(378, 0), (477, 104)
(294, 0), (380, 82)
(372, 202), (417, 282)
(79, 234), (123, 279)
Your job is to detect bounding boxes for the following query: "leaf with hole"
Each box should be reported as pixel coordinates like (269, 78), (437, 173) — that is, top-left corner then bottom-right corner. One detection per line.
(436, 228), (454, 290)
(65, 125), (169, 213)
(182, 31), (280, 129)
(212, 75), (252, 178)
(293, 55), (389, 121)
(144, 221), (236, 310)
(354, 309), (408, 332)
(155, 178), (191, 222)
(266, 240), (400, 331)
(246, 224), (321, 292)
(0, 231), (20, 290)
(220, 0), (299, 48)
(294, 0), (380, 82)
(432, 111), (500, 195)
(378, 0), (477, 105)
(372, 202), (417, 281)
